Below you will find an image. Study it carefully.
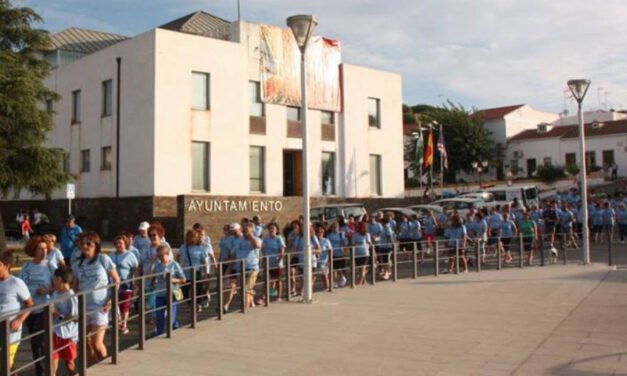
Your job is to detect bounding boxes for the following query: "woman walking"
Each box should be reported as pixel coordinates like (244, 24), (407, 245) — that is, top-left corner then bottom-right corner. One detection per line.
(110, 235), (139, 334)
(351, 221), (373, 285)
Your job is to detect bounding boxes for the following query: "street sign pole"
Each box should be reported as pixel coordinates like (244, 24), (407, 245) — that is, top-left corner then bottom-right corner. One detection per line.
(66, 184), (75, 215)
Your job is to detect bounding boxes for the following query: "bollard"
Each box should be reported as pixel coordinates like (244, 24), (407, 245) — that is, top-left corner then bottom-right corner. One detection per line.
(497, 238), (502, 270)
(475, 241), (481, 273)
(607, 227), (613, 266)
(166, 272), (173, 338)
(434, 241), (440, 276)
(392, 244), (398, 282)
(240, 260), (246, 313)
(45, 305), (54, 375)
(78, 294), (88, 375)
(370, 246), (377, 285)
(217, 265), (224, 320)
(328, 251), (334, 292)
(264, 257), (270, 307)
(111, 284), (119, 363)
(138, 277), (146, 349)
(455, 240), (460, 274)
(350, 247), (356, 288)
(0, 320), (9, 376)
(519, 234), (524, 269)
(412, 242), (418, 279)
(540, 233), (545, 266)
(190, 267), (197, 328)
(285, 255), (292, 302)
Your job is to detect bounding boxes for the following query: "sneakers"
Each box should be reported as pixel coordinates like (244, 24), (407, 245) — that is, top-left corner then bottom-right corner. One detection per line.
(339, 275), (348, 287)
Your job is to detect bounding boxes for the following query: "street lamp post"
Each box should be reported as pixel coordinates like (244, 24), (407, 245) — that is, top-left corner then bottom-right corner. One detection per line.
(287, 14), (318, 303)
(567, 79), (591, 265)
(472, 160), (488, 189)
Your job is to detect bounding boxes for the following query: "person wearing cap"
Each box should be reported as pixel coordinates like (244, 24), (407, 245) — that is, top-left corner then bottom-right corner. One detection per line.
(133, 222), (151, 257)
(59, 215), (83, 265)
(223, 223), (243, 312)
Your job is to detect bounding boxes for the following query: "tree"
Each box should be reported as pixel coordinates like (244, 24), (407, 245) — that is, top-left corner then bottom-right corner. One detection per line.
(0, 1), (73, 251)
(536, 164), (566, 184)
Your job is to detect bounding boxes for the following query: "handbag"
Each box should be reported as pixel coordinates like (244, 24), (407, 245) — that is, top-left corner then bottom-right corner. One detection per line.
(173, 287), (184, 301)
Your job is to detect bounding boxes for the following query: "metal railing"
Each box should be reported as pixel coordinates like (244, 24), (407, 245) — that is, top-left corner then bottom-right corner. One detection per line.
(1, 228), (613, 376)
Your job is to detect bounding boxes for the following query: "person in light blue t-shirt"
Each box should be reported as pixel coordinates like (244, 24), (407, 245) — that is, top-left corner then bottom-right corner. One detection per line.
(291, 222), (321, 296)
(262, 223), (286, 301)
(111, 235), (139, 334)
(314, 227), (333, 290)
(446, 214), (467, 273)
(178, 230), (210, 312)
(228, 223), (262, 310)
(351, 221), (373, 286)
(151, 245), (185, 337)
(327, 221), (348, 288)
(44, 234), (65, 271)
(51, 266), (79, 376)
(499, 213), (517, 264)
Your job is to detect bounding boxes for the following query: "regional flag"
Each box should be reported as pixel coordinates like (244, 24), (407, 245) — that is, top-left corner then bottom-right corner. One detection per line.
(423, 128), (434, 169)
(437, 129), (448, 170)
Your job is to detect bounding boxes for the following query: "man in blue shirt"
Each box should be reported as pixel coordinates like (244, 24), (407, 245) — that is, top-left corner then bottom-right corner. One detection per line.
(59, 215), (82, 265)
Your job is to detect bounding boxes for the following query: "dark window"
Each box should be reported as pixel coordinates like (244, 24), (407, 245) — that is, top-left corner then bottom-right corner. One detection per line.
(249, 81), (264, 117)
(72, 90), (81, 123)
(101, 147), (112, 170)
(368, 98), (380, 128)
(102, 80), (112, 117)
(80, 149), (90, 172)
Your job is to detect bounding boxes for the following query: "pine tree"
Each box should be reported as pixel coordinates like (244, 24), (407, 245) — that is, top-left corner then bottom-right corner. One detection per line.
(0, 0), (73, 251)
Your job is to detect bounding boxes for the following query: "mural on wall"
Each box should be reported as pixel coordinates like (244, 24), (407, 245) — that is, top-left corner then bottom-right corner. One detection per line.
(260, 24), (342, 112)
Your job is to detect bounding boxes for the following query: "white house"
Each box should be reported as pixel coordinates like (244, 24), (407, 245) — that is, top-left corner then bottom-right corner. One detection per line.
(33, 11), (404, 201)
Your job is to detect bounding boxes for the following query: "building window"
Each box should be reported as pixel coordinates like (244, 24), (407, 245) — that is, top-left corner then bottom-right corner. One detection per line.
(71, 90), (81, 123)
(321, 152), (335, 195)
(191, 72), (210, 110)
(192, 142), (210, 191)
(287, 106), (300, 121)
(565, 153), (576, 167)
(368, 98), (381, 128)
(250, 146), (265, 193)
(45, 99), (54, 113)
(80, 149), (90, 173)
(321, 111), (334, 125)
(602, 150), (615, 166)
(101, 147), (112, 170)
(585, 151), (596, 167)
(102, 80), (112, 117)
(249, 81), (264, 117)
(543, 157), (552, 166)
(369, 154), (382, 196)
(62, 154), (70, 173)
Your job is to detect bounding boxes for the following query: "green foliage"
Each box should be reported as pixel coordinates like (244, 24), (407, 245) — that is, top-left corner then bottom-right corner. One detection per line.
(536, 164), (566, 184)
(565, 163), (580, 176)
(0, 1), (74, 250)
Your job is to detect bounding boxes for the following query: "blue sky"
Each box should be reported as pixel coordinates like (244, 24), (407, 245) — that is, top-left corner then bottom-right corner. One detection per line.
(22, 0), (627, 114)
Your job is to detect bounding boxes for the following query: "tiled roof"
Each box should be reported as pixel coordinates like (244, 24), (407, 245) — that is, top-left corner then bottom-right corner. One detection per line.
(479, 104), (525, 121)
(509, 119), (627, 142)
(45, 27), (129, 54)
(159, 11), (231, 40)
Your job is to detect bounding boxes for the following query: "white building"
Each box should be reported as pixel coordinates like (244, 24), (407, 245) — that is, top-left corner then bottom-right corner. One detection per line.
(39, 11), (404, 201)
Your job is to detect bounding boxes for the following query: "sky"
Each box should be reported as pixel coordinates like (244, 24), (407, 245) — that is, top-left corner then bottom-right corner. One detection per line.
(21, 0), (627, 115)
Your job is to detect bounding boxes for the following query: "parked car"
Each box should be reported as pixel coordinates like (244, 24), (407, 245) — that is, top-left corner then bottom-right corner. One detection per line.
(370, 207), (420, 223)
(406, 204), (444, 219)
(310, 203), (367, 223)
(430, 198), (484, 217)
(458, 192), (498, 209)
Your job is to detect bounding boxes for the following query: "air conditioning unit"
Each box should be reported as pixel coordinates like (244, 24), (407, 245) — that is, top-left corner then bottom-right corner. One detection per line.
(513, 150), (524, 159)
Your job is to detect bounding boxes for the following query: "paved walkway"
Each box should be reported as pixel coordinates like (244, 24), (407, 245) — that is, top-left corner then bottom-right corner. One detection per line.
(89, 263), (627, 376)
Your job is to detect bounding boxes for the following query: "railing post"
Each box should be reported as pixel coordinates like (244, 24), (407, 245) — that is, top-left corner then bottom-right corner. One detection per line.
(455, 240), (460, 274)
(217, 265), (224, 320)
(519, 234), (524, 269)
(497, 238), (502, 270)
(285, 255), (292, 302)
(190, 266), (197, 328)
(45, 304), (54, 376)
(412, 242), (418, 279)
(350, 247), (356, 288)
(0, 320), (9, 376)
(166, 272), (173, 338)
(392, 243), (398, 282)
(434, 241), (440, 277)
(264, 257), (270, 307)
(607, 227), (613, 266)
(328, 250), (334, 292)
(475, 240), (481, 273)
(138, 277), (146, 350)
(240, 260), (246, 313)
(111, 284), (119, 364)
(77, 294), (87, 375)
(540, 232), (545, 266)
(370, 246), (376, 285)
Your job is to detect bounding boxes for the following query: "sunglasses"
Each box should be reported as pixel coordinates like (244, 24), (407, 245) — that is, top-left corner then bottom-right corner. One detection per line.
(149, 233), (159, 238)
(82, 241), (95, 247)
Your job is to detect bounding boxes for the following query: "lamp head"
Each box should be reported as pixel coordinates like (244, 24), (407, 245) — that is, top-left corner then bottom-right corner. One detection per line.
(472, 162), (478, 169)
(286, 15), (318, 53)
(482, 160), (489, 168)
(567, 79), (591, 104)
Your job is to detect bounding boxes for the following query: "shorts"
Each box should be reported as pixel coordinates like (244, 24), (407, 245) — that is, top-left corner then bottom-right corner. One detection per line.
(355, 256), (368, 267)
(377, 248), (392, 263)
(118, 290), (133, 314)
(488, 230), (499, 245)
(592, 225), (602, 234)
(86, 309), (109, 327)
(501, 237), (512, 250)
(269, 267), (284, 279)
(5, 343), (18, 368)
(545, 223), (556, 234)
(245, 271), (259, 294)
(315, 263), (329, 275)
(333, 258), (346, 271)
(523, 236), (533, 251)
(53, 334), (77, 361)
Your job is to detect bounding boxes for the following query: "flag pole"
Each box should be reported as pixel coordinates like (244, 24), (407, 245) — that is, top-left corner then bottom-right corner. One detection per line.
(430, 122), (433, 194)
(440, 124), (444, 188)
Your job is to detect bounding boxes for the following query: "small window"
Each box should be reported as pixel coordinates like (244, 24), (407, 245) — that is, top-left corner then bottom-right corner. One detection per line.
(191, 72), (210, 110)
(321, 111), (334, 125)
(192, 142), (210, 191)
(368, 98), (380, 128)
(287, 106), (300, 121)
(585, 151), (596, 167)
(80, 149), (90, 173)
(321, 152), (335, 195)
(602, 150), (615, 166)
(250, 146), (265, 193)
(101, 147), (112, 170)
(102, 80), (112, 117)
(72, 90), (81, 124)
(565, 153), (576, 166)
(369, 154), (382, 196)
(62, 154), (70, 173)
(249, 81), (264, 117)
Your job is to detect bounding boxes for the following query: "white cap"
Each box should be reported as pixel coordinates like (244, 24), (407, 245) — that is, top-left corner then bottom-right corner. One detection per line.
(229, 222), (241, 231)
(138, 221), (150, 231)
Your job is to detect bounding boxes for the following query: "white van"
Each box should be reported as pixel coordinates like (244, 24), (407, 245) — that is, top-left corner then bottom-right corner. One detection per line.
(484, 185), (539, 208)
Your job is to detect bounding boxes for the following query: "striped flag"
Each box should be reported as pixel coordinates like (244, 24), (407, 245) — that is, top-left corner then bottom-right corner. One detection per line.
(437, 129), (448, 170)
(423, 127), (434, 169)
(414, 128), (423, 168)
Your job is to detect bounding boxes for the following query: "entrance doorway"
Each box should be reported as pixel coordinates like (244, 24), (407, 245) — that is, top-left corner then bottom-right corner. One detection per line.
(283, 150), (303, 196)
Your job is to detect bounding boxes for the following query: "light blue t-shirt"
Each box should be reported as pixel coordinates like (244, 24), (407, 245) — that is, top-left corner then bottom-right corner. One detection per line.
(132, 236), (151, 256)
(233, 236), (261, 272)
(219, 236), (236, 262)
(559, 210), (574, 229)
(367, 222), (383, 243)
(603, 208), (615, 226)
(178, 244), (209, 280)
(52, 290), (78, 340)
(351, 233), (371, 257)
(19, 261), (53, 313)
(140, 244), (174, 276)
(592, 210), (604, 226)
(201, 236), (214, 256)
(317, 237), (332, 266)
(152, 261), (185, 298)
(110, 251), (139, 290)
(617, 208), (627, 225)
(293, 236), (321, 268)
(423, 216), (437, 235)
(398, 221), (412, 239)
(409, 220), (422, 240)
(72, 254), (115, 310)
(488, 213), (504, 231)
(0, 276), (31, 344)
(379, 224), (396, 250)
(254, 225), (264, 238)
(327, 231), (346, 257)
(262, 235), (286, 268)
(474, 219), (488, 240)
(447, 226), (466, 248)
(47, 248), (64, 271)
(127, 246), (141, 261)
(500, 220), (516, 238)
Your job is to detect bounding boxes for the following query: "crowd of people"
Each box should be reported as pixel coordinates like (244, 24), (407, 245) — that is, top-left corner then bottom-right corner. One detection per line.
(1, 188), (626, 374)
